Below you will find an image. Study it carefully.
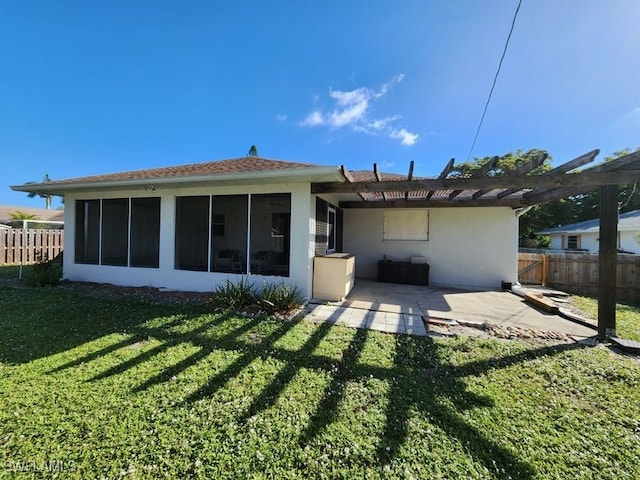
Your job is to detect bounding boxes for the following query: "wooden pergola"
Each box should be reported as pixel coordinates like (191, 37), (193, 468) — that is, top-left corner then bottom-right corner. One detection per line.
(312, 149), (640, 341)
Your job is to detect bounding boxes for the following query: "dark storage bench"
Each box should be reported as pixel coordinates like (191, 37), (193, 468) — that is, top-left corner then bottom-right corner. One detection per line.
(377, 261), (429, 286)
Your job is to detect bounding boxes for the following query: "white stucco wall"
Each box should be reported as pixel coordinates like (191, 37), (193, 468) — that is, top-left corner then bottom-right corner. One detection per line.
(63, 182), (314, 297)
(343, 207), (518, 290)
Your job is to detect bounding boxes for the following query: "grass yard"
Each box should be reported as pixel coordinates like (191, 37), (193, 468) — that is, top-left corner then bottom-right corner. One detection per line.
(571, 296), (640, 342)
(0, 264), (31, 281)
(1, 285), (639, 479)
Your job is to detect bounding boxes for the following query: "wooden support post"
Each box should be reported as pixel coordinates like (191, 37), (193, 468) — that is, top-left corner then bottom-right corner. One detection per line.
(597, 185), (618, 340)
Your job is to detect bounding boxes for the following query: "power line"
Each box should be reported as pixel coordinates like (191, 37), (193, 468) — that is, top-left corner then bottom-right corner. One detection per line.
(466, 0), (524, 162)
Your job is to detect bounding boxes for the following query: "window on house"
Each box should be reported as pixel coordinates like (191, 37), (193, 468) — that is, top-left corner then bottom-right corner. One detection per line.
(383, 210), (429, 241)
(75, 197), (161, 268)
(175, 196), (210, 271)
(101, 198), (129, 266)
(250, 193), (291, 276)
(327, 206), (336, 252)
(130, 197), (160, 268)
(75, 200), (100, 264)
(211, 195), (248, 273)
(567, 235), (579, 250)
(173, 193), (291, 277)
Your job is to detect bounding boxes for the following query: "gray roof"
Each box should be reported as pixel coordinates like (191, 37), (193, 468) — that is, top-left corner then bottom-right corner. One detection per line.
(537, 209), (640, 234)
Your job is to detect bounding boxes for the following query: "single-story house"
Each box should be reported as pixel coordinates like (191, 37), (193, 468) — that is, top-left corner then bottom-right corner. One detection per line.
(537, 209), (640, 254)
(11, 156), (523, 298)
(0, 205), (64, 227)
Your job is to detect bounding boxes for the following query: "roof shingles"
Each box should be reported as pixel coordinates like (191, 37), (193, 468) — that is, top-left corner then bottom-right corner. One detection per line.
(25, 157), (319, 188)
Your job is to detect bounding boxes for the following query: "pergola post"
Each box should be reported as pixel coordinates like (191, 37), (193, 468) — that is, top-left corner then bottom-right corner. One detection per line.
(597, 185), (618, 340)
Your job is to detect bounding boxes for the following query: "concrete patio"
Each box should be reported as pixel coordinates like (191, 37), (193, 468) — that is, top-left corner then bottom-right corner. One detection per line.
(303, 280), (597, 338)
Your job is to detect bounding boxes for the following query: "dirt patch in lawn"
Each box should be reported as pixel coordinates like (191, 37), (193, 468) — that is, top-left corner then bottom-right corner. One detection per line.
(56, 280), (214, 305)
(3, 280), (215, 305)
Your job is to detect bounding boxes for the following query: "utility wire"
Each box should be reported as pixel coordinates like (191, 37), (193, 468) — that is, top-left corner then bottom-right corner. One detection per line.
(466, 0), (524, 162)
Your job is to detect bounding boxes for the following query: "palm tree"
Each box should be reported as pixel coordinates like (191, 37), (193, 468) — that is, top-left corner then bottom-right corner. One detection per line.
(9, 210), (38, 228)
(26, 173), (53, 209)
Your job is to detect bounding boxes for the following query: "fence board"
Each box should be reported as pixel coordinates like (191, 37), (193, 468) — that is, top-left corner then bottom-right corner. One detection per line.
(519, 252), (640, 304)
(0, 228), (64, 265)
(518, 253), (545, 284)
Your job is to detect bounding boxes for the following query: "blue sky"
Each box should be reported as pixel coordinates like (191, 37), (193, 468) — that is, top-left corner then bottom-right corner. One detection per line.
(2, 0), (639, 208)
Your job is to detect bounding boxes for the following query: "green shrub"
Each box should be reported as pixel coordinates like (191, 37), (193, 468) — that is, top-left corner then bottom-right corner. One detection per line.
(260, 282), (304, 314)
(211, 277), (257, 312)
(210, 279), (304, 316)
(25, 253), (62, 287)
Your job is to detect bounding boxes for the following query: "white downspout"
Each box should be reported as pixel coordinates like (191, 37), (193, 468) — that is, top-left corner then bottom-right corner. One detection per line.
(512, 206), (533, 288)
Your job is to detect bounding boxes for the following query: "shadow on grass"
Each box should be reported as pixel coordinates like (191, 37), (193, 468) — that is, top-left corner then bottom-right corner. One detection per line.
(0, 287), (214, 365)
(1, 285), (589, 477)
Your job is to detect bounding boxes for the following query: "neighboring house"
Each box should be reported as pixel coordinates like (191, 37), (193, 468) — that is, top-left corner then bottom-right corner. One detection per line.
(536, 209), (640, 254)
(11, 157), (520, 298)
(0, 205), (64, 227)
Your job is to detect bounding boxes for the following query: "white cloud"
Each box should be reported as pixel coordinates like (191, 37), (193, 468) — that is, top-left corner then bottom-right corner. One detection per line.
(300, 74), (418, 146)
(367, 115), (401, 131)
(301, 110), (325, 127)
(328, 90), (369, 127)
(389, 128), (419, 146)
(276, 114), (287, 121)
(376, 74), (405, 98)
(382, 160), (396, 168)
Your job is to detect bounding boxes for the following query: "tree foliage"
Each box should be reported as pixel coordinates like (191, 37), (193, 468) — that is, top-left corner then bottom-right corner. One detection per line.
(452, 148), (551, 177)
(9, 210), (38, 221)
(455, 147), (640, 248)
(25, 174), (54, 210)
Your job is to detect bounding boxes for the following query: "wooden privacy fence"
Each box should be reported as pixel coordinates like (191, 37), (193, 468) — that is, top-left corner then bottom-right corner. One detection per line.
(518, 252), (640, 303)
(0, 228), (64, 265)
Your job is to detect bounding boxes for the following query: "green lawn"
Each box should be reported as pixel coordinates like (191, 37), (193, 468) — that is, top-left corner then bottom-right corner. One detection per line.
(0, 264), (31, 280)
(1, 286), (639, 479)
(571, 296), (640, 342)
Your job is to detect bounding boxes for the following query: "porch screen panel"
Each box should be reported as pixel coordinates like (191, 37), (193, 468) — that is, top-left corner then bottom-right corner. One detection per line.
(75, 199), (100, 264)
(101, 198), (129, 266)
(336, 208), (344, 253)
(210, 195), (248, 273)
(175, 196), (210, 271)
(130, 197), (160, 268)
(327, 208), (336, 252)
(250, 193), (291, 277)
(315, 197), (328, 255)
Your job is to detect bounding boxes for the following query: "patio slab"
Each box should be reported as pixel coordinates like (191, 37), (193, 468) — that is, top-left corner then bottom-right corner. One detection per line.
(304, 280), (596, 338)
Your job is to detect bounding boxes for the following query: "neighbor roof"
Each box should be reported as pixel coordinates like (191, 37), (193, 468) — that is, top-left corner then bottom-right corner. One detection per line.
(537, 209), (640, 234)
(0, 205), (64, 223)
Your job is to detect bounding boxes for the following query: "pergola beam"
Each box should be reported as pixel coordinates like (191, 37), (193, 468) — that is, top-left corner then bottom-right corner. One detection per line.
(426, 158), (454, 200)
(494, 153), (548, 199)
(340, 165), (367, 202)
(373, 163), (386, 201)
(339, 198), (526, 209)
(451, 156), (498, 200)
(404, 160), (414, 200)
(312, 170), (640, 195)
